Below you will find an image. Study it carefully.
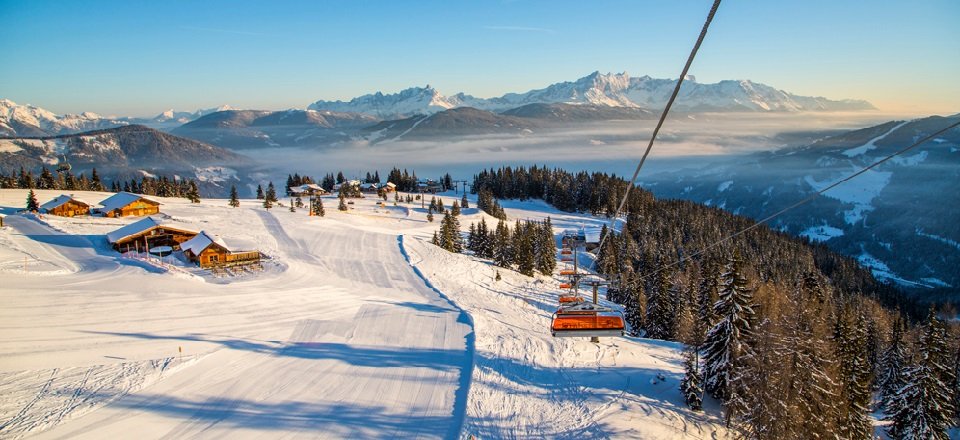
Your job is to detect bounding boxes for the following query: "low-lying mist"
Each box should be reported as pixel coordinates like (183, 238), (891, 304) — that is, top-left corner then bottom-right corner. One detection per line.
(241, 111), (904, 181)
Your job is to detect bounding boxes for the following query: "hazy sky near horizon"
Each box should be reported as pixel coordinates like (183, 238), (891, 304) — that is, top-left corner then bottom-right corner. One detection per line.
(1, 0), (957, 117)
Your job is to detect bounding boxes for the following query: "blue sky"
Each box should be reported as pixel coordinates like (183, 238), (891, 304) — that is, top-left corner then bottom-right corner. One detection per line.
(1, 0), (957, 116)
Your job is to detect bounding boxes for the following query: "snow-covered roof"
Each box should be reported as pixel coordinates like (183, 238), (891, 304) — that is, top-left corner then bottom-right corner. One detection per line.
(289, 183), (328, 193)
(99, 192), (160, 212)
(180, 230), (230, 255)
(106, 216), (196, 244)
(39, 194), (91, 212)
(385, 182), (396, 188)
(361, 183), (378, 189)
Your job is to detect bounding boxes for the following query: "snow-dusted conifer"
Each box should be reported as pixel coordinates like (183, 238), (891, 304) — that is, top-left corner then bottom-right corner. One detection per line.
(834, 308), (873, 440)
(702, 250), (755, 403)
(313, 197), (325, 217)
(681, 344), (704, 411)
(646, 270), (676, 340)
(887, 309), (955, 440)
(228, 185), (240, 207)
(493, 220), (512, 268)
(186, 181), (201, 203)
(26, 189), (39, 212)
(878, 318), (908, 413)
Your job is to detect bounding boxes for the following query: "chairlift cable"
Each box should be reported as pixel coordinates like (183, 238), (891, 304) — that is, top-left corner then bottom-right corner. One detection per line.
(592, 0), (722, 270)
(630, 118), (960, 283)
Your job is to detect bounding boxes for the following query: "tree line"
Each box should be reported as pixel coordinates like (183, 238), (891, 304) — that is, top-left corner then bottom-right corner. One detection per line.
(4, 165), (202, 203)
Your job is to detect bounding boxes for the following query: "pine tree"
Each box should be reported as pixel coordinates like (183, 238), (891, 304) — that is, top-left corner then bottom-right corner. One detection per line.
(780, 273), (838, 439)
(461, 193), (469, 209)
(266, 182), (278, 204)
(680, 344), (704, 411)
(228, 185), (240, 207)
(702, 251), (755, 407)
(878, 318), (908, 414)
(186, 181), (201, 203)
(451, 200), (461, 216)
(338, 194), (348, 211)
(887, 309), (956, 440)
(438, 212), (463, 253)
(312, 197), (325, 217)
(256, 184), (265, 200)
(431, 231), (440, 246)
(834, 308), (873, 440)
(513, 221), (535, 276)
(646, 270), (677, 340)
(426, 207), (434, 222)
(26, 189), (39, 212)
(493, 220), (512, 268)
(534, 219), (557, 276)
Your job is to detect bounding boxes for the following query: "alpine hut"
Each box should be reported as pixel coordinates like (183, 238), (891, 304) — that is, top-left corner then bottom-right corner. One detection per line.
(98, 192), (161, 218)
(180, 230), (261, 268)
(39, 194), (91, 217)
(106, 216), (197, 252)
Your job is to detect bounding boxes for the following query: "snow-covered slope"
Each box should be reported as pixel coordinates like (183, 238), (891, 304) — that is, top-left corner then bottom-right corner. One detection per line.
(0, 189), (729, 439)
(307, 72), (876, 118)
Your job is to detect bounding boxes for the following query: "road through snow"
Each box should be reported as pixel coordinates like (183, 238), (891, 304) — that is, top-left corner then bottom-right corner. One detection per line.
(1, 197), (472, 439)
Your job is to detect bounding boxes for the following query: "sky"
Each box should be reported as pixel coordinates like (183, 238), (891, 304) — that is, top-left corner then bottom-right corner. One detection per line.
(1, 0), (958, 117)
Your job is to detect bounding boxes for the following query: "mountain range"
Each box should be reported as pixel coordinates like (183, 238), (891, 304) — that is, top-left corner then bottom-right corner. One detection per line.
(640, 114), (960, 298)
(3, 72), (876, 145)
(308, 72), (876, 119)
(0, 125), (252, 195)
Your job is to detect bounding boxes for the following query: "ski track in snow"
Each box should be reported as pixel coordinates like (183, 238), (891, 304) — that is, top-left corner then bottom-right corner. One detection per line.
(1, 189), (729, 439)
(841, 121), (908, 157)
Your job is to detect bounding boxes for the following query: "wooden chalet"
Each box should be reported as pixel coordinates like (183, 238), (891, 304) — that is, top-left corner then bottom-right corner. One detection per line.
(416, 179), (444, 194)
(39, 194), (91, 217)
(288, 183), (329, 196)
(180, 230), (260, 268)
(383, 182), (397, 192)
(106, 216), (197, 252)
(98, 192), (161, 218)
(360, 183), (379, 194)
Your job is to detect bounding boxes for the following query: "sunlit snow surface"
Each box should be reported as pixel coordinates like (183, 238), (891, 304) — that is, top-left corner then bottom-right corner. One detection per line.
(0, 189), (731, 439)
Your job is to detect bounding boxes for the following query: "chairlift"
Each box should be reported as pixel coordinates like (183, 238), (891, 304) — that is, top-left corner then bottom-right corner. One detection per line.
(560, 249), (572, 255)
(56, 154), (72, 173)
(551, 302), (625, 338)
(559, 269), (576, 276)
(561, 257), (574, 262)
(558, 282), (572, 289)
(558, 295), (582, 304)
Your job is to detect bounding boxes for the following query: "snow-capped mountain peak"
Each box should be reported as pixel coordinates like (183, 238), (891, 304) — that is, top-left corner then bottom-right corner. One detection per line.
(307, 71), (876, 118)
(0, 99), (129, 137)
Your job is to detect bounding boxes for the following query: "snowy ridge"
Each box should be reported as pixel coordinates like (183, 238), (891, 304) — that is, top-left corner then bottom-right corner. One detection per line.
(842, 121), (908, 157)
(308, 72), (875, 118)
(0, 99), (129, 137)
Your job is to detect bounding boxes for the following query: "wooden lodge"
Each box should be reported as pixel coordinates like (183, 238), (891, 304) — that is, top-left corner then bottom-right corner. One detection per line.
(98, 192), (161, 218)
(416, 179), (444, 194)
(288, 183), (329, 197)
(180, 230), (261, 268)
(39, 194), (91, 217)
(106, 216), (197, 252)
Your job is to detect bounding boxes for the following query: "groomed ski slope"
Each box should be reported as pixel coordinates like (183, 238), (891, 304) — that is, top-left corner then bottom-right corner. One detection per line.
(0, 189), (728, 439)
